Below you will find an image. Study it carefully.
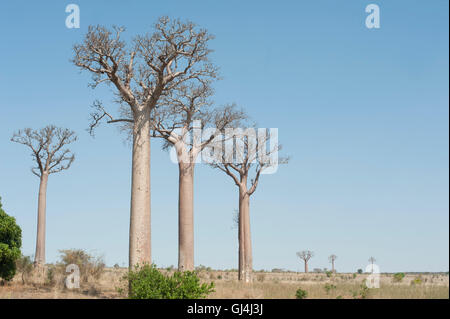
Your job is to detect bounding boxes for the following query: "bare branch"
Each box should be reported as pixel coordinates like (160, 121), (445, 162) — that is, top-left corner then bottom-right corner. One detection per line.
(11, 126), (77, 177)
(296, 250), (314, 262)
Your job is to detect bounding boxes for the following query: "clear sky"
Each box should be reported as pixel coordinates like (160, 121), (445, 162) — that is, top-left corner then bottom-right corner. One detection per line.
(0, 0), (448, 273)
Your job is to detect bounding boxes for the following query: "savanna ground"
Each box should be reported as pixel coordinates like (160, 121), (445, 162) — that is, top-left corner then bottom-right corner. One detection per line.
(0, 267), (448, 299)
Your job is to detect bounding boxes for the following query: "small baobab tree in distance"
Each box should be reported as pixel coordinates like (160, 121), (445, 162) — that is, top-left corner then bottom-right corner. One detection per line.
(208, 125), (287, 283)
(11, 126), (77, 266)
(72, 16), (217, 268)
(152, 82), (244, 271)
(328, 254), (337, 273)
(297, 250), (314, 273)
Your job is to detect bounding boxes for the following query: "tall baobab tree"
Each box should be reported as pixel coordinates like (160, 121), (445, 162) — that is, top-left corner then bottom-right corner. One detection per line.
(11, 126), (77, 266)
(72, 17), (217, 268)
(297, 250), (314, 273)
(368, 257), (376, 273)
(152, 82), (244, 271)
(208, 125), (287, 283)
(328, 254), (337, 273)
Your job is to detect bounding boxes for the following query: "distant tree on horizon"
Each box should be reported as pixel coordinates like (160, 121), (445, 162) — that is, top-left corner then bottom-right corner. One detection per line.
(329, 254), (337, 273)
(297, 250), (314, 273)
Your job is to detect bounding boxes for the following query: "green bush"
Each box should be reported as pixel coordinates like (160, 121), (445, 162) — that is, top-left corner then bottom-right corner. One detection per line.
(411, 276), (422, 285)
(393, 272), (405, 282)
(295, 287), (308, 299)
(325, 271), (333, 278)
(352, 282), (370, 299)
(0, 197), (22, 281)
(324, 283), (337, 294)
(127, 264), (215, 299)
(357, 269), (363, 274)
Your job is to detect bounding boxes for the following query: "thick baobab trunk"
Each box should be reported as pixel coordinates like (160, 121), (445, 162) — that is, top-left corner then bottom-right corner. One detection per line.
(332, 260), (335, 273)
(129, 108), (151, 269)
(178, 163), (195, 271)
(304, 261), (308, 273)
(238, 180), (252, 283)
(34, 172), (48, 266)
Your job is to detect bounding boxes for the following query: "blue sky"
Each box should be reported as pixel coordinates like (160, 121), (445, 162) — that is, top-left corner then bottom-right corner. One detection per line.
(0, 0), (448, 272)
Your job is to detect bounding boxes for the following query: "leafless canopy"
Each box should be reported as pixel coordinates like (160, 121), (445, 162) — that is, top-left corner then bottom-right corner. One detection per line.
(207, 123), (289, 195)
(72, 16), (218, 135)
(11, 126), (77, 177)
(153, 80), (246, 157)
(296, 250), (314, 262)
(329, 254), (337, 263)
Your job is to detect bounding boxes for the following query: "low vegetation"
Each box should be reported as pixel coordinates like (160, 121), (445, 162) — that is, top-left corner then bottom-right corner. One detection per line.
(0, 256), (448, 299)
(124, 264), (215, 299)
(0, 198), (22, 282)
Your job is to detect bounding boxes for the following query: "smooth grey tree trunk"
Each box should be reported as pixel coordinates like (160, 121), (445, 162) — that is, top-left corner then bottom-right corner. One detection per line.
(243, 193), (252, 283)
(178, 163), (195, 271)
(238, 179), (252, 283)
(34, 172), (48, 266)
(129, 108), (151, 269)
(238, 186), (245, 281)
(305, 261), (309, 273)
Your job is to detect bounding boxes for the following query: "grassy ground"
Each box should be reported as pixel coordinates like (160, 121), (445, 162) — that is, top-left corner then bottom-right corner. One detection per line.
(0, 268), (448, 299)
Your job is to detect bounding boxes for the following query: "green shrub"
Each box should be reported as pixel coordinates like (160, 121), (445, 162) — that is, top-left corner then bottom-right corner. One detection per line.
(357, 269), (363, 274)
(166, 265), (174, 271)
(295, 288), (308, 299)
(324, 283), (337, 294)
(325, 271), (333, 278)
(411, 276), (422, 285)
(352, 273), (357, 279)
(0, 197), (22, 281)
(352, 282), (370, 299)
(127, 264), (215, 299)
(393, 272), (405, 282)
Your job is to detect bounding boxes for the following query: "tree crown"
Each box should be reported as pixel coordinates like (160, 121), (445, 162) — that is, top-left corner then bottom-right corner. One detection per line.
(11, 126), (77, 177)
(72, 16), (218, 135)
(296, 250), (314, 262)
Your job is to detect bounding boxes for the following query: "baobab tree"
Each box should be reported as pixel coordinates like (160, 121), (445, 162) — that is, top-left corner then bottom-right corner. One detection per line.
(297, 250), (314, 273)
(152, 82), (244, 271)
(328, 254), (337, 273)
(72, 16), (217, 268)
(11, 126), (77, 266)
(208, 125), (287, 282)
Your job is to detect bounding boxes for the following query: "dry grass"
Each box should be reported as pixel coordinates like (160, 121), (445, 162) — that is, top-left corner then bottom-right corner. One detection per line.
(0, 268), (448, 299)
(209, 280), (449, 299)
